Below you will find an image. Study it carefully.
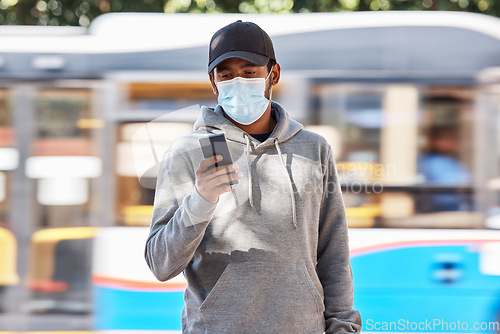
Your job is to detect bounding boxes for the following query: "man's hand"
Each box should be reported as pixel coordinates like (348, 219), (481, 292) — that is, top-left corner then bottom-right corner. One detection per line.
(195, 155), (242, 204)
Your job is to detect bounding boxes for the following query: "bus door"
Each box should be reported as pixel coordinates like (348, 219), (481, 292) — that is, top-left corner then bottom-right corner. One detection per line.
(3, 81), (106, 331)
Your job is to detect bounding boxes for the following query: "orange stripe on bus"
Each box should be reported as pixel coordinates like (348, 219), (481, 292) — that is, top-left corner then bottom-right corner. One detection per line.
(92, 275), (186, 291)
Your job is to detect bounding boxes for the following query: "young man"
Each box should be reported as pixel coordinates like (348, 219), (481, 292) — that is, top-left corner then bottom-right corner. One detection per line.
(145, 20), (362, 333)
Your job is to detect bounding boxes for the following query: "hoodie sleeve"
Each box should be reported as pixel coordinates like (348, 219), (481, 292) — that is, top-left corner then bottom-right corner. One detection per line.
(145, 149), (218, 282)
(317, 146), (362, 333)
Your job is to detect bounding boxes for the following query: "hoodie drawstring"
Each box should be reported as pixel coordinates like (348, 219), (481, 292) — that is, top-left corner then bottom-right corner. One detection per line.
(274, 138), (297, 229)
(243, 134), (297, 229)
(244, 134), (254, 209)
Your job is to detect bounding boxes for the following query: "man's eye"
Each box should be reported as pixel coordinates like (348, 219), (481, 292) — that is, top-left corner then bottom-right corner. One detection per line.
(245, 71), (256, 75)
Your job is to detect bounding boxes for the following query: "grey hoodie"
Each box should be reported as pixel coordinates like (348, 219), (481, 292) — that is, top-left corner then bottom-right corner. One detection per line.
(145, 102), (362, 334)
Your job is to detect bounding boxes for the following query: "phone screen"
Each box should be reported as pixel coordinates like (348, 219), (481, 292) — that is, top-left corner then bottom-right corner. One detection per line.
(199, 133), (239, 185)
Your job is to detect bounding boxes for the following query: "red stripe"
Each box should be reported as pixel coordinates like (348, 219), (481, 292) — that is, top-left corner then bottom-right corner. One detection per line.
(28, 279), (69, 292)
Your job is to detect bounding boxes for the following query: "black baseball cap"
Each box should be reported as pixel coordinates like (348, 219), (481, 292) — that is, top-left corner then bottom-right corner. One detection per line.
(208, 20), (276, 74)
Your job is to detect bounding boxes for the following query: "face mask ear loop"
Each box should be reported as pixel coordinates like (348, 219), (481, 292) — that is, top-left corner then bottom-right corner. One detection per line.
(265, 65), (274, 101)
(265, 65), (273, 82)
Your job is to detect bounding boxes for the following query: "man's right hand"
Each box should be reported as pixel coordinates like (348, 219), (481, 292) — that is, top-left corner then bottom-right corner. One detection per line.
(195, 155), (243, 204)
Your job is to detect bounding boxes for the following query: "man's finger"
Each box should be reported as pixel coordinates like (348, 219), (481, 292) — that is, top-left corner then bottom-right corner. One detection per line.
(209, 169), (242, 186)
(197, 155), (222, 174)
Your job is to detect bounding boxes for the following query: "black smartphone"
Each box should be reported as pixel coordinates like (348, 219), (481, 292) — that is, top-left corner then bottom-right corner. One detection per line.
(199, 133), (239, 185)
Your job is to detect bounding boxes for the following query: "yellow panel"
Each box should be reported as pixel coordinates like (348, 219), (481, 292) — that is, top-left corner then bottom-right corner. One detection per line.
(345, 204), (381, 228)
(336, 161), (384, 182)
(347, 218), (375, 228)
(31, 227), (97, 243)
(0, 228), (19, 285)
(28, 227), (97, 281)
(345, 204), (382, 218)
(122, 205), (154, 227)
(77, 118), (105, 129)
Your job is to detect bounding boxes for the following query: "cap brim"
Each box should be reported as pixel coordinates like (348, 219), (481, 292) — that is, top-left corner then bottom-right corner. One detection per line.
(208, 51), (269, 73)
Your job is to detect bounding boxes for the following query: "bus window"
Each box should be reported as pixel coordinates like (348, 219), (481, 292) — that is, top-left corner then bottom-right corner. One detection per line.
(116, 122), (193, 226)
(316, 84), (384, 162)
(314, 83), (480, 229)
(29, 89), (102, 226)
(314, 84), (389, 228)
(114, 81), (218, 227)
(125, 82), (217, 112)
(26, 88), (103, 313)
(416, 87), (475, 214)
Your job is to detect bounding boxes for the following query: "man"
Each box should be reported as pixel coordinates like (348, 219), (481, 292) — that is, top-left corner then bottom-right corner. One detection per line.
(145, 20), (362, 334)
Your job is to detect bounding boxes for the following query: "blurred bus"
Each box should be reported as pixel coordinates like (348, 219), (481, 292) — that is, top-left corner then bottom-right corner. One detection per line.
(1, 11), (500, 332)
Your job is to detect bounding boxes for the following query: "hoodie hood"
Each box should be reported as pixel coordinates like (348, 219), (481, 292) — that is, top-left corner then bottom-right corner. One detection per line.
(193, 102), (303, 228)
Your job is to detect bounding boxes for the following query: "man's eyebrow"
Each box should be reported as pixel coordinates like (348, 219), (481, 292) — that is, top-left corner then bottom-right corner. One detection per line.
(216, 62), (260, 73)
(216, 65), (231, 72)
(240, 63), (259, 69)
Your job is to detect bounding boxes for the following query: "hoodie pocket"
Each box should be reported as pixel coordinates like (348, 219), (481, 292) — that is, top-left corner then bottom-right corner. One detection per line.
(199, 261), (325, 334)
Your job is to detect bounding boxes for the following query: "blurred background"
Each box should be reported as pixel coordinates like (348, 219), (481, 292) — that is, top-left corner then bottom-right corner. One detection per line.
(1, 1), (500, 333)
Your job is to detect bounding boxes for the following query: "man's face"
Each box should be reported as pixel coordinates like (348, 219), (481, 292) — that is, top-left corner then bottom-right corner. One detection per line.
(432, 132), (459, 154)
(209, 57), (277, 100)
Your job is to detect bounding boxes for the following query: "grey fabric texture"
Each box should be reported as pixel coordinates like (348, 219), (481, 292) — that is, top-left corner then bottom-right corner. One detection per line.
(145, 101), (362, 333)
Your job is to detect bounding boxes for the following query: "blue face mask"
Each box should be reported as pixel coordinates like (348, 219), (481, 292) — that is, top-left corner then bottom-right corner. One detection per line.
(216, 68), (272, 125)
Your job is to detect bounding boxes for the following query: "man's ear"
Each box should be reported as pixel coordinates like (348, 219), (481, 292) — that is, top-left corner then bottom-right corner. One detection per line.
(209, 72), (218, 95)
(271, 63), (281, 86)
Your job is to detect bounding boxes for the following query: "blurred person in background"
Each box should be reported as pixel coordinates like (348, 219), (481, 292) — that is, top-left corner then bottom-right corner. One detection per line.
(418, 126), (472, 211)
(145, 20), (362, 333)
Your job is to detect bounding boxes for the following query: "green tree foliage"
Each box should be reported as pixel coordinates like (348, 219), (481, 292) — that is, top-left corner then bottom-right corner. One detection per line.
(0, 0), (498, 26)
(0, 0), (164, 25)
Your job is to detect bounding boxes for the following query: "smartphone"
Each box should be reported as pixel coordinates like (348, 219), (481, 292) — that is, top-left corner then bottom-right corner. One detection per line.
(199, 133), (239, 185)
